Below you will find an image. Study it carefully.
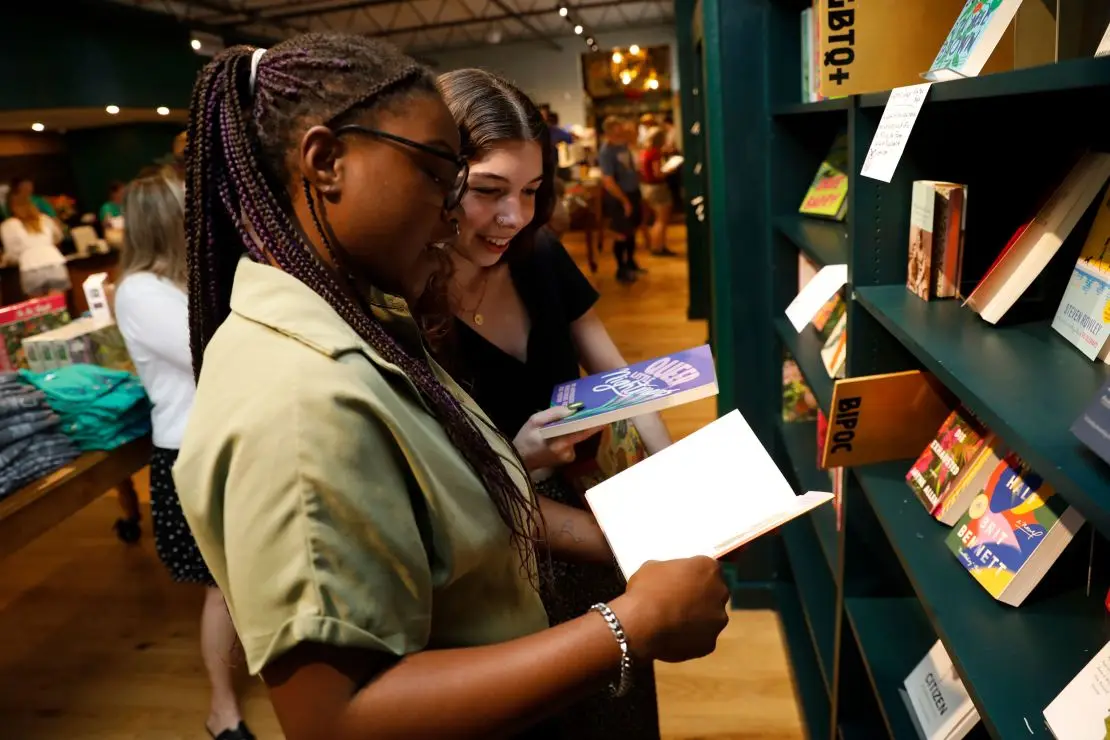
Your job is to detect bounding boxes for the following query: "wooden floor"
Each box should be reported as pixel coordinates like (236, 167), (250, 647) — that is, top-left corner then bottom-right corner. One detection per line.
(0, 224), (805, 739)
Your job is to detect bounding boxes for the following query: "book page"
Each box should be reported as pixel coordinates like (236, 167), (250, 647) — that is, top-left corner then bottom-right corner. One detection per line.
(785, 264), (848, 332)
(585, 409), (833, 579)
(1044, 639), (1110, 739)
(860, 83), (932, 184)
(1098, 22), (1110, 56)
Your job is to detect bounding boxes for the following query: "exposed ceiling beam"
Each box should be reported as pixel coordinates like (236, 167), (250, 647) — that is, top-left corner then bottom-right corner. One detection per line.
(363, 1), (636, 40)
(490, 0), (560, 51)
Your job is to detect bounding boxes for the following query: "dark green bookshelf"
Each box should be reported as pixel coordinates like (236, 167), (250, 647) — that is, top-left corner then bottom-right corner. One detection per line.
(859, 55), (1110, 108)
(682, 0), (1110, 737)
(855, 462), (1109, 739)
(778, 420), (837, 572)
(843, 596), (936, 739)
(771, 97), (851, 116)
(776, 583), (834, 739)
(776, 215), (849, 268)
(782, 517), (837, 693)
(855, 285), (1110, 537)
(776, 318), (833, 411)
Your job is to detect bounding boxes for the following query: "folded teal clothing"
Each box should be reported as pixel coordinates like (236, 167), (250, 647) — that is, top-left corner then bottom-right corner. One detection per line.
(19, 365), (152, 451)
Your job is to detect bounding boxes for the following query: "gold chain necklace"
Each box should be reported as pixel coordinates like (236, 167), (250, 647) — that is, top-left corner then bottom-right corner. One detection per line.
(465, 269), (493, 326)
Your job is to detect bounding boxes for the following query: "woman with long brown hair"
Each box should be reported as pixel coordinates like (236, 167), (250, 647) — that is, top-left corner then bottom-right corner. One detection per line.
(113, 173), (253, 740)
(0, 178), (69, 297)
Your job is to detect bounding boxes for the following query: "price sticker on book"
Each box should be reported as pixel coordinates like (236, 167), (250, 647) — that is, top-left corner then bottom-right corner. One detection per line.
(860, 83), (932, 184)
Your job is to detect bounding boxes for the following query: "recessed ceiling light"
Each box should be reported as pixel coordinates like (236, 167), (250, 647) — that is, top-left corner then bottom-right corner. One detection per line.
(31, 123), (44, 132)
(585, 37), (594, 45)
(558, 6), (568, 16)
(191, 38), (202, 50)
(156, 106), (170, 116)
(574, 24), (583, 34)
(106, 105), (120, 115)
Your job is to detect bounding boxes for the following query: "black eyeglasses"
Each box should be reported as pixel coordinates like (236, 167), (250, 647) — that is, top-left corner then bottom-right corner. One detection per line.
(334, 125), (469, 212)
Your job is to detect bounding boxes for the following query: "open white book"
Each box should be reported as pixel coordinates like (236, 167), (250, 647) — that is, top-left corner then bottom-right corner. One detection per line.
(584, 409), (833, 580)
(1044, 639), (1110, 739)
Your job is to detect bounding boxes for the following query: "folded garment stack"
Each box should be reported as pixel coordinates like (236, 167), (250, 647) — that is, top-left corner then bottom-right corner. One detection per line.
(0, 373), (79, 501)
(19, 365), (151, 451)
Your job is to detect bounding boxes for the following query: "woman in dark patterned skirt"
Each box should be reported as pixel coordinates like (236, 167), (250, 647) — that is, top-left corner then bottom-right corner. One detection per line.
(435, 68), (675, 739)
(112, 172), (254, 740)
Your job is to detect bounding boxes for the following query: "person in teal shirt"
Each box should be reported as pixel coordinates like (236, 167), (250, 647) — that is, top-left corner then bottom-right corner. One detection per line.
(99, 181), (124, 224)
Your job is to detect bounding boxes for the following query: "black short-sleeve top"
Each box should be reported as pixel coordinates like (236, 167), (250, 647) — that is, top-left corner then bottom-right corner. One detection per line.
(453, 231), (599, 439)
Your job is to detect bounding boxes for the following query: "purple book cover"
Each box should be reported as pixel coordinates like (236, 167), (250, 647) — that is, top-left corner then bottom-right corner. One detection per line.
(541, 344), (719, 437)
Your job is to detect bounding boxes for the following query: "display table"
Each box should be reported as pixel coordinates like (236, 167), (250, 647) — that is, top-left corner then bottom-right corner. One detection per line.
(0, 435), (150, 561)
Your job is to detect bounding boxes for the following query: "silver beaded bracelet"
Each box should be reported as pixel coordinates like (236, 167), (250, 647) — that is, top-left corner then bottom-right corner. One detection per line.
(590, 602), (634, 698)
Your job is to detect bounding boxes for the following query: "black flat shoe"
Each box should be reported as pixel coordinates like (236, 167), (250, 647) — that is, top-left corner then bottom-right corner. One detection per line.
(210, 721), (255, 740)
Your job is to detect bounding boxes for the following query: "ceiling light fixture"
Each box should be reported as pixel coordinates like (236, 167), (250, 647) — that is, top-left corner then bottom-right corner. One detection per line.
(106, 105), (120, 115)
(612, 51), (623, 63)
(629, 44), (640, 54)
(156, 106), (170, 116)
(558, 5), (568, 17)
(574, 24), (583, 34)
(191, 38), (202, 50)
(585, 36), (594, 45)
(31, 123), (45, 132)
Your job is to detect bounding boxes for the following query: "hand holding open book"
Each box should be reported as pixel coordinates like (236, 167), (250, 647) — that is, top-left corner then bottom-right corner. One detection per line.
(584, 409), (834, 580)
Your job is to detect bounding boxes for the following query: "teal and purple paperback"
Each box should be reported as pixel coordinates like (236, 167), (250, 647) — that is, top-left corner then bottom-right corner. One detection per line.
(539, 344), (719, 438)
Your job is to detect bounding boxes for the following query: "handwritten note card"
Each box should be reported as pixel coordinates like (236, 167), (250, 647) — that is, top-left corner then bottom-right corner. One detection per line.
(785, 263), (848, 332)
(860, 83), (932, 184)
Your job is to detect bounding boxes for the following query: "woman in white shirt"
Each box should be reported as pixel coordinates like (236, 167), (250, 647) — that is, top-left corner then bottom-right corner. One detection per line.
(0, 192), (70, 297)
(113, 173), (253, 740)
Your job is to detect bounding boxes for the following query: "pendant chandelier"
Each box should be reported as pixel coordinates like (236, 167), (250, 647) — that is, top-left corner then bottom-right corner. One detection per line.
(609, 45), (660, 91)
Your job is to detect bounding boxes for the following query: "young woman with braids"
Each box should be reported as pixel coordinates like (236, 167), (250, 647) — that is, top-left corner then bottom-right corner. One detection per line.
(173, 33), (730, 740)
(435, 68), (671, 739)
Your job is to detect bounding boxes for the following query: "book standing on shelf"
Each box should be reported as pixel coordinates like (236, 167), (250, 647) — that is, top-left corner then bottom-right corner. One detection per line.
(1043, 638), (1110, 739)
(799, 133), (849, 220)
(900, 640), (980, 740)
(905, 407), (993, 519)
(906, 181), (967, 301)
(946, 453), (1085, 607)
(1052, 183), (1110, 362)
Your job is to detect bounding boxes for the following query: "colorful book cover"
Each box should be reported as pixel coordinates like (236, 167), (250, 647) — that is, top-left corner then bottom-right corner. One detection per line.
(813, 293), (845, 339)
(906, 408), (990, 513)
(798, 133), (849, 221)
(945, 453), (1070, 601)
(782, 356), (818, 422)
(541, 344), (719, 438)
(819, 312), (847, 379)
(927, 0), (1022, 79)
(1053, 185), (1110, 360)
(0, 294), (71, 371)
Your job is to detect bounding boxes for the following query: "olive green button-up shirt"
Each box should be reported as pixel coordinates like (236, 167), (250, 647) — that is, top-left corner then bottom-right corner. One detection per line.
(174, 257), (548, 676)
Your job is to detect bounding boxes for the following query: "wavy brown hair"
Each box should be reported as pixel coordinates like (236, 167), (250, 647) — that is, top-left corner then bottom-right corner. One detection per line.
(436, 68), (556, 264)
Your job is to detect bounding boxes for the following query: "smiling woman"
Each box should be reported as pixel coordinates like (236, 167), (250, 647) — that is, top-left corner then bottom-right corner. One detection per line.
(436, 68), (676, 740)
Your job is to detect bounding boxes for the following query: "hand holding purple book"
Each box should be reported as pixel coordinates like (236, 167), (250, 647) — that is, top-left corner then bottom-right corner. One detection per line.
(538, 344), (720, 439)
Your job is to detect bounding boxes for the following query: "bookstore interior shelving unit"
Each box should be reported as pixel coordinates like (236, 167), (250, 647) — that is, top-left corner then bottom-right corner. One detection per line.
(678, 0), (1110, 738)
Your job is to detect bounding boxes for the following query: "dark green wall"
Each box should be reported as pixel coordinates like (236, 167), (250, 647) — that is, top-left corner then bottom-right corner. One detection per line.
(0, 1), (265, 112)
(65, 124), (181, 213)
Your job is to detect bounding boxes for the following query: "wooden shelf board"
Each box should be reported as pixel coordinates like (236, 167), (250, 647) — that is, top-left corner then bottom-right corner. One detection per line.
(777, 317), (834, 412)
(782, 516), (838, 694)
(860, 56), (1110, 108)
(854, 284), (1110, 537)
(779, 419), (837, 573)
(844, 596), (936, 739)
(775, 583), (833, 740)
(855, 461), (1110, 739)
(776, 215), (850, 268)
(772, 98), (852, 116)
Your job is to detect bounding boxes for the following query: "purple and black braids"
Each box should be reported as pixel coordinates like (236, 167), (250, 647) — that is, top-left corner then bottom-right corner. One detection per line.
(184, 33), (542, 575)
